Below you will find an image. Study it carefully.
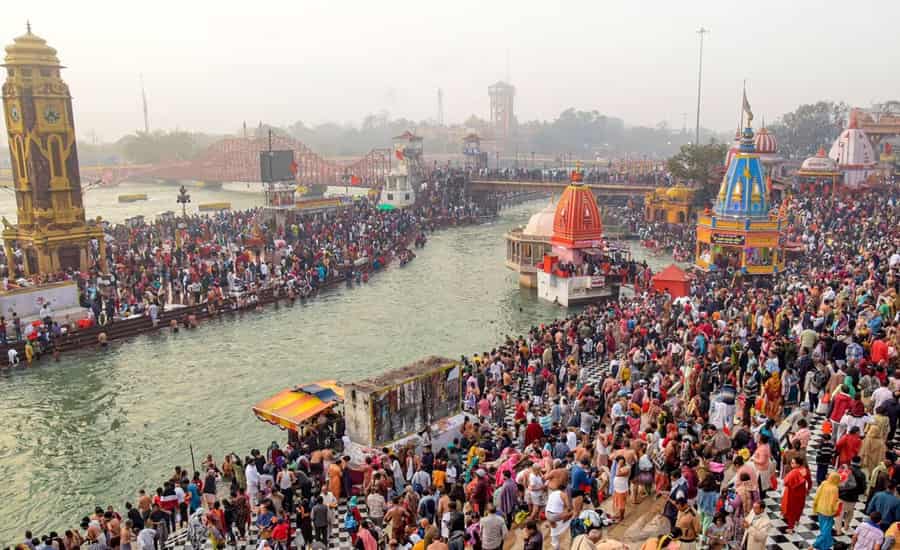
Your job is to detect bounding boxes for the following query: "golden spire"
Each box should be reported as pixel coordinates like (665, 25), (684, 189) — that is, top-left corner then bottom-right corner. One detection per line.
(4, 23), (61, 67)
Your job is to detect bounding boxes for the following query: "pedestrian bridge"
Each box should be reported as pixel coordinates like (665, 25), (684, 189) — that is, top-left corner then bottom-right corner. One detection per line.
(468, 179), (656, 196)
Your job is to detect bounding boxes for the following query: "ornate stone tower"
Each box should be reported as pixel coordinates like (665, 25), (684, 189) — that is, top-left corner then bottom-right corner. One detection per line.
(2, 25), (105, 275)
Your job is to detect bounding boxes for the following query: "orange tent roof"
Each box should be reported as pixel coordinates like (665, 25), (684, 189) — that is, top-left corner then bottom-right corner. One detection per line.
(652, 264), (690, 283)
(252, 380), (344, 431)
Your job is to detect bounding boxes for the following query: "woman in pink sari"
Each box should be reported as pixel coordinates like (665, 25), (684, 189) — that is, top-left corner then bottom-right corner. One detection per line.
(494, 449), (521, 486)
(751, 434), (772, 495)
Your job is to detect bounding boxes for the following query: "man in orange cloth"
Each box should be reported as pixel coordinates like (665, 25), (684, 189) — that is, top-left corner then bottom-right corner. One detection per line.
(781, 456), (812, 533)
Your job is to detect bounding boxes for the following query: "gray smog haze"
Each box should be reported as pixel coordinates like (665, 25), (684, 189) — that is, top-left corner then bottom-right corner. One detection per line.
(3, 0), (897, 141)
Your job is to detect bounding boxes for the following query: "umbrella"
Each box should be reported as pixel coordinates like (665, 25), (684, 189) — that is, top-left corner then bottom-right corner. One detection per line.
(377, 203), (396, 211)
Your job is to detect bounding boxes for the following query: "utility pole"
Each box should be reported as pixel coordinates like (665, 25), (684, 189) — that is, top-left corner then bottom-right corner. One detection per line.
(694, 27), (709, 146)
(437, 88), (444, 126)
(140, 74), (150, 134)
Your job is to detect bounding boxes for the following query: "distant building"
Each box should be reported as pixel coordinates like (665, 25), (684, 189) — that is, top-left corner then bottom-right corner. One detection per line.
(488, 81), (515, 143)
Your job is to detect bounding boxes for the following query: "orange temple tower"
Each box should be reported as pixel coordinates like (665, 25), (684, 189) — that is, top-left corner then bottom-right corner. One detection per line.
(536, 165), (622, 306)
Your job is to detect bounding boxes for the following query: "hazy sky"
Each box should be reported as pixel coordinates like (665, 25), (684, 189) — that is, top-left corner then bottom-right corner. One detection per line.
(2, 0), (897, 142)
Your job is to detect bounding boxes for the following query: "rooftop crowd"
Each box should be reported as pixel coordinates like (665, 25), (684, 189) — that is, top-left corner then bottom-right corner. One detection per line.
(7, 184), (900, 550)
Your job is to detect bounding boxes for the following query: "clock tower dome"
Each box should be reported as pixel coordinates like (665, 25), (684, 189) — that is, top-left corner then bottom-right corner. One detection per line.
(2, 24), (105, 275)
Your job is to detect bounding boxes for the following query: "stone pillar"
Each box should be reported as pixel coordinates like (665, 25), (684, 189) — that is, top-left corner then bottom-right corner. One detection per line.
(36, 246), (53, 275)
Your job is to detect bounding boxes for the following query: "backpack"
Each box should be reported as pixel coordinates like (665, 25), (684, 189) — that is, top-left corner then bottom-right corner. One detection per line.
(839, 469), (857, 493)
(343, 511), (358, 531)
(813, 369), (828, 389)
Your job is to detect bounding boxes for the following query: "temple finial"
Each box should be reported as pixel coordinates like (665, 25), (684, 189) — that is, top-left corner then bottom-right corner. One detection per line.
(26, 20), (31, 34)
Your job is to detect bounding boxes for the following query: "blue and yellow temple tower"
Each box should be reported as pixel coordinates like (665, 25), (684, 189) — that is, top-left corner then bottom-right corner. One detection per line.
(695, 103), (784, 275)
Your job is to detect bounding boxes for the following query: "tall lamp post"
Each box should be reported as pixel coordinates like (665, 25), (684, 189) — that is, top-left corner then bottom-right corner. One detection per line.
(695, 27), (709, 146)
(177, 185), (191, 218)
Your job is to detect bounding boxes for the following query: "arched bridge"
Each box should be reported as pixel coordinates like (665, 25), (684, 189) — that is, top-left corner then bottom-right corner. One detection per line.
(97, 135), (392, 187)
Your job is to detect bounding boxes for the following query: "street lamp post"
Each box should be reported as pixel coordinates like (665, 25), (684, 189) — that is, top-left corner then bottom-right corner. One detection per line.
(177, 185), (191, 218)
(695, 27), (709, 146)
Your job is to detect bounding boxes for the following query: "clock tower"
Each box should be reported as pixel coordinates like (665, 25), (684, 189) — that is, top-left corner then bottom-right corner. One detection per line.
(2, 25), (105, 275)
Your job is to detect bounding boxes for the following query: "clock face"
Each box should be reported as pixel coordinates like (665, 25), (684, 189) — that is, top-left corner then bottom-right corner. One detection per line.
(43, 105), (61, 124)
(9, 105), (20, 122)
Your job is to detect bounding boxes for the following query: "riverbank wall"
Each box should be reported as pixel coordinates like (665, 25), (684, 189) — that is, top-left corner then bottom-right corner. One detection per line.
(0, 214), (493, 367)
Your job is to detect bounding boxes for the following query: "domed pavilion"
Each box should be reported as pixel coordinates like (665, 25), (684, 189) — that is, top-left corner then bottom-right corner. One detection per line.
(644, 184), (697, 224)
(505, 199), (556, 287)
(796, 147), (842, 194)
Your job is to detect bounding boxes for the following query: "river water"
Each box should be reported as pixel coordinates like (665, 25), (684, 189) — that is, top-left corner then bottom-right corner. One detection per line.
(0, 183), (672, 540)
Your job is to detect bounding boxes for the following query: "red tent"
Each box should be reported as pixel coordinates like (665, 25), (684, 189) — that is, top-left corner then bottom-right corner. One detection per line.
(652, 264), (690, 298)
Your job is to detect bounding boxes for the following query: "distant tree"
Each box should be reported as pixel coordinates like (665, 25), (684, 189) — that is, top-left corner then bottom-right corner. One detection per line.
(116, 131), (220, 164)
(666, 142), (727, 187)
(768, 101), (849, 159)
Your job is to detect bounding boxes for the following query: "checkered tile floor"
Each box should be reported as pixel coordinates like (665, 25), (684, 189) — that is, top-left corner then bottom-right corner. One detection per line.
(760, 411), (898, 550)
(164, 497), (368, 550)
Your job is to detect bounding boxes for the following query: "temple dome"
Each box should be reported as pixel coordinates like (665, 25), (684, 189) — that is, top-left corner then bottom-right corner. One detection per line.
(551, 183), (603, 248)
(714, 126), (770, 219)
(523, 199), (556, 237)
(800, 148), (839, 173)
(828, 112), (877, 187)
(4, 26), (61, 67)
(665, 185), (694, 202)
(724, 129), (742, 169)
(754, 127), (777, 154)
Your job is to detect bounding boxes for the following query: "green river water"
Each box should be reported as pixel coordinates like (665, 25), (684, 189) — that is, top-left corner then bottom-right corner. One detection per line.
(0, 183), (671, 540)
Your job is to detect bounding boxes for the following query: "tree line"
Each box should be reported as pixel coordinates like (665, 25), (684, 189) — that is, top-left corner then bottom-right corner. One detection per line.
(21, 99), (866, 166)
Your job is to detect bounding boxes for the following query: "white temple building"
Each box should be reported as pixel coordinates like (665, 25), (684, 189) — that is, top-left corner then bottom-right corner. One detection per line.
(829, 113), (878, 188)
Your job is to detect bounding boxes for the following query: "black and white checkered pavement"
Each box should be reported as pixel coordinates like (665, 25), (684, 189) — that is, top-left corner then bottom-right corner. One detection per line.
(164, 496), (368, 550)
(761, 411), (899, 550)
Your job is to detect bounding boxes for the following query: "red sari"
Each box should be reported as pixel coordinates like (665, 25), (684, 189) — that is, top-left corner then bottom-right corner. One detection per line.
(781, 466), (811, 529)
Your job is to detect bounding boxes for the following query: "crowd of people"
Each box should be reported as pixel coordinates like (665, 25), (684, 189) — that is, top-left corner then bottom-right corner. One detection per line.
(0, 175), (493, 367)
(6, 183), (900, 550)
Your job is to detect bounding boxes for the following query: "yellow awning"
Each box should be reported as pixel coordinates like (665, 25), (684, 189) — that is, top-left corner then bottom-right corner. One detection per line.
(252, 380), (344, 431)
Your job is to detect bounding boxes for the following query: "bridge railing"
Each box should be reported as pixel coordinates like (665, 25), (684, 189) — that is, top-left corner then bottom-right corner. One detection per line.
(468, 168), (665, 186)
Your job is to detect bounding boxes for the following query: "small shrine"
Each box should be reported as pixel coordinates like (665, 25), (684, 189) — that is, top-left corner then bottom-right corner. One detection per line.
(695, 92), (784, 276)
(651, 264), (691, 298)
(505, 199), (555, 288)
(462, 133), (487, 170)
(536, 165), (623, 306)
(643, 185), (696, 224)
(796, 147), (842, 195)
(380, 131), (423, 209)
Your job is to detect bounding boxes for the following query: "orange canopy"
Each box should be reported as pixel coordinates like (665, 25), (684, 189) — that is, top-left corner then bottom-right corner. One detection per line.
(252, 380), (344, 431)
(652, 264), (691, 298)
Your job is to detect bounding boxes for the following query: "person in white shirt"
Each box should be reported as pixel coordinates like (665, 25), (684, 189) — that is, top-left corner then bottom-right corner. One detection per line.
(7, 347), (18, 366)
(136, 527), (157, 550)
(566, 427), (578, 451)
(872, 379), (893, 411)
(174, 484), (186, 525)
(245, 462), (260, 504)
